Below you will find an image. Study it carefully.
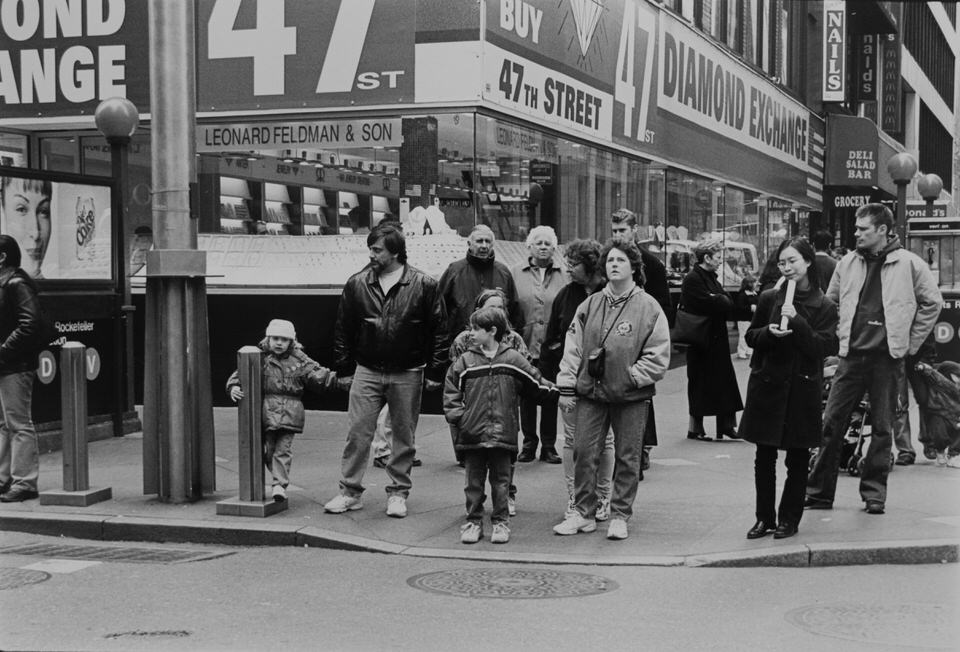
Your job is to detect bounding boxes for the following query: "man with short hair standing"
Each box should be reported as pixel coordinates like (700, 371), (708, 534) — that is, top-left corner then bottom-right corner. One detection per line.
(324, 223), (448, 518)
(438, 224), (523, 337)
(806, 204), (941, 514)
(0, 235), (44, 502)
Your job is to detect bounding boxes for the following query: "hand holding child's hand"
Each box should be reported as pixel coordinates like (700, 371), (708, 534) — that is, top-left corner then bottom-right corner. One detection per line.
(423, 379), (442, 392)
(337, 376), (353, 392)
(559, 396), (577, 413)
(230, 386), (244, 402)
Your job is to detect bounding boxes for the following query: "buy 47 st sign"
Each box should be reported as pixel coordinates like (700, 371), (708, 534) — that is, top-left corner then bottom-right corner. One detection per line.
(197, 0), (414, 111)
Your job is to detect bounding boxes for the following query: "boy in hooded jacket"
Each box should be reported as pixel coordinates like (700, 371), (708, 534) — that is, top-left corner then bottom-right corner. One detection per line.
(444, 307), (558, 544)
(227, 319), (340, 502)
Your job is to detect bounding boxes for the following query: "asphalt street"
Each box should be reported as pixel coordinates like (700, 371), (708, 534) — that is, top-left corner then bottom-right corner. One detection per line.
(0, 530), (957, 651)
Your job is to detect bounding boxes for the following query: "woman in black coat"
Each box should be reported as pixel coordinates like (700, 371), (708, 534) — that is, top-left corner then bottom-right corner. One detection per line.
(739, 237), (838, 540)
(681, 239), (743, 440)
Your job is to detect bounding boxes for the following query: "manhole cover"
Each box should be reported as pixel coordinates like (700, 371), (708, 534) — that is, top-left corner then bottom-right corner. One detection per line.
(407, 568), (618, 599)
(0, 543), (233, 564)
(0, 567), (51, 590)
(787, 602), (955, 649)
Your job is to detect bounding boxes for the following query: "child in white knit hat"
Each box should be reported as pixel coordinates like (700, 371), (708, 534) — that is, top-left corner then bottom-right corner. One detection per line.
(226, 319), (341, 502)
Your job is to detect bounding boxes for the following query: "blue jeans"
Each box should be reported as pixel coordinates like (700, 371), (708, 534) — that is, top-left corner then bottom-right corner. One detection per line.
(0, 371), (39, 492)
(463, 448), (512, 525)
(262, 429), (295, 488)
(339, 366), (422, 498)
(573, 398), (649, 521)
(807, 353), (901, 505)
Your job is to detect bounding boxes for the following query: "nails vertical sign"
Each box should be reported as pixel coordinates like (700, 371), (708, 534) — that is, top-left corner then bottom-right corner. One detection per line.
(822, 0), (846, 103)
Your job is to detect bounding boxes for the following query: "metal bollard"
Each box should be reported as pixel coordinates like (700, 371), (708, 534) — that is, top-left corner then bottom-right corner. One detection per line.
(40, 342), (112, 506)
(216, 346), (287, 517)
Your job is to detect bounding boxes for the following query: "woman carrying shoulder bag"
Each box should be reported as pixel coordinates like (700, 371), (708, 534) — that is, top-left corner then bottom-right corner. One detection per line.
(739, 237), (838, 540)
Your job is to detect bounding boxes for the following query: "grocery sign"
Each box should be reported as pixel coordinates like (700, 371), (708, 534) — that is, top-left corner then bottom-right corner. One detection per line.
(196, 0), (415, 111)
(0, 0), (149, 118)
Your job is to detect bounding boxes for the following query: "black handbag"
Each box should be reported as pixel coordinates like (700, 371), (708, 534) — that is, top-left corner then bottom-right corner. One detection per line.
(671, 306), (711, 349)
(586, 294), (633, 379)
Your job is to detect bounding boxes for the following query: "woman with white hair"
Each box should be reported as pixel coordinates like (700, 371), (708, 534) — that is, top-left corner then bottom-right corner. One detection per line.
(681, 238), (743, 441)
(511, 225), (567, 463)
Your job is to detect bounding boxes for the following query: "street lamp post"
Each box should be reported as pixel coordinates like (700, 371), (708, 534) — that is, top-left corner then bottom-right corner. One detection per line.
(886, 152), (918, 243)
(917, 173), (944, 218)
(95, 98), (139, 439)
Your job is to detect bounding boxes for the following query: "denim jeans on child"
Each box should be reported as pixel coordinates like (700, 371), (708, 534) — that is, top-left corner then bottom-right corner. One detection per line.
(463, 448), (512, 525)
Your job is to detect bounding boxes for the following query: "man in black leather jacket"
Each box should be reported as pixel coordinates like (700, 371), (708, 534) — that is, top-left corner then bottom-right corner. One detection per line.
(0, 235), (44, 502)
(324, 223), (448, 518)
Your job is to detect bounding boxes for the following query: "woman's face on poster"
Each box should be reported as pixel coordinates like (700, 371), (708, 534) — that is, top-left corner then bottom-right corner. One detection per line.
(1, 178), (51, 278)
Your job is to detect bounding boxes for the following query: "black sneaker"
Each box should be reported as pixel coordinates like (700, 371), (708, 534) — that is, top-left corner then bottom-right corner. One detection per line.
(895, 453), (915, 466)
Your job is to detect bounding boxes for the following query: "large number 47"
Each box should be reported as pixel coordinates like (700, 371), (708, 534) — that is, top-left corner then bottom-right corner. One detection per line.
(207, 0), (376, 96)
(614, 0), (657, 141)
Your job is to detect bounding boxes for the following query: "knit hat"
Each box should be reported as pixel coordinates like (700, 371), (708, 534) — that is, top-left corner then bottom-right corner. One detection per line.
(265, 319), (296, 340)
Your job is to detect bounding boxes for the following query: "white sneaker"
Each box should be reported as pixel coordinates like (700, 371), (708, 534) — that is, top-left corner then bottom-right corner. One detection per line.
(596, 497), (611, 522)
(491, 522), (510, 544)
(271, 485), (286, 502)
(606, 518), (628, 540)
(936, 452), (949, 466)
(508, 497), (517, 517)
(553, 513), (597, 535)
(386, 495), (407, 518)
(323, 493), (362, 513)
(947, 455), (960, 469)
(460, 522), (482, 543)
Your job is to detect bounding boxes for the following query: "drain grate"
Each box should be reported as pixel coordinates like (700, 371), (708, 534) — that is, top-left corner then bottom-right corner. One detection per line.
(105, 630), (191, 639)
(0, 567), (51, 590)
(408, 568), (618, 599)
(0, 543), (234, 564)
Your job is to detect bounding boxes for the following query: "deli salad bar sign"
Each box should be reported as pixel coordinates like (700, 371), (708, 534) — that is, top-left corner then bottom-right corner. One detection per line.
(0, 0), (149, 117)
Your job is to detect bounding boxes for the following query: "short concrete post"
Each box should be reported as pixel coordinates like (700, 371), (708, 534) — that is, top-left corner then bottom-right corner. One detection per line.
(40, 342), (112, 506)
(217, 346), (286, 516)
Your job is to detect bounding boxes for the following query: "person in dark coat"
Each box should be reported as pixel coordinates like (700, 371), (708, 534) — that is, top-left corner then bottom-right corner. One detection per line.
(438, 224), (523, 337)
(812, 230), (838, 293)
(681, 239), (743, 440)
(739, 238), (838, 540)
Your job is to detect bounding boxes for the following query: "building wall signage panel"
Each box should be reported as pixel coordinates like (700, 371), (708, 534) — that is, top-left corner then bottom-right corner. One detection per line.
(880, 32), (902, 134)
(197, 119), (402, 152)
(0, 0), (150, 118)
(196, 0), (417, 112)
(854, 34), (877, 103)
(481, 0), (821, 209)
(905, 202), (948, 219)
(824, 115), (879, 186)
(822, 0), (846, 102)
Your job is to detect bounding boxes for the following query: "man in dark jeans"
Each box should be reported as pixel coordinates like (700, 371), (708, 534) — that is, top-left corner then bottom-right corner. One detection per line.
(0, 235), (45, 502)
(806, 204), (941, 514)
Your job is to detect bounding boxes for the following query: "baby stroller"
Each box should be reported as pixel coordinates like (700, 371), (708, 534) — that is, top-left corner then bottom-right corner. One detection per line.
(810, 357), (872, 476)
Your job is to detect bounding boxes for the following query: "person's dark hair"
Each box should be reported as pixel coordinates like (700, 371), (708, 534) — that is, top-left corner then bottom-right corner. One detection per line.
(812, 230), (833, 252)
(692, 238), (723, 264)
(469, 306), (508, 342)
(0, 234), (22, 268)
(563, 238), (603, 276)
(600, 237), (645, 286)
(0, 176), (52, 204)
(367, 223), (407, 263)
(475, 287), (508, 310)
(855, 203), (895, 234)
(777, 236), (818, 289)
(610, 208), (638, 228)
(757, 246), (783, 291)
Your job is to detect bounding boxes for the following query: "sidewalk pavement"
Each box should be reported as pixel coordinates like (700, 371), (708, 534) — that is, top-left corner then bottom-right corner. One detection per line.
(2, 359), (958, 567)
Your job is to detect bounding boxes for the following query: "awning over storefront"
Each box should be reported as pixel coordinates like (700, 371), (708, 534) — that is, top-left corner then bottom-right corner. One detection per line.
(846, 1), (899, 35)
(824, 114), (901, 196)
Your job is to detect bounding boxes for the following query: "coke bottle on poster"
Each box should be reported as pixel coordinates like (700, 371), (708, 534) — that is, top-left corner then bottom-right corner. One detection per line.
(76, 196), (96, 261)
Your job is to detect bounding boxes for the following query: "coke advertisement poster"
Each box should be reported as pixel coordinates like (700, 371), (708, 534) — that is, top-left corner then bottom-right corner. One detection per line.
(0, 169), (113, 281)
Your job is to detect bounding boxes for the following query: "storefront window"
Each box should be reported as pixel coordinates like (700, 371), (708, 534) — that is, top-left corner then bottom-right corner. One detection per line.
(41, 137), (79, 173)
(0, 133), (28, 167)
